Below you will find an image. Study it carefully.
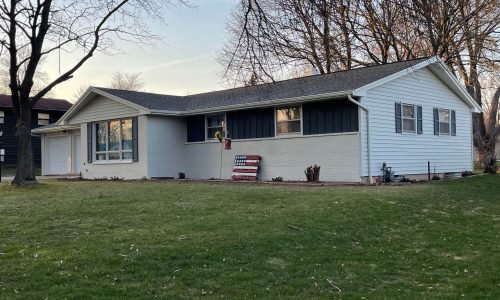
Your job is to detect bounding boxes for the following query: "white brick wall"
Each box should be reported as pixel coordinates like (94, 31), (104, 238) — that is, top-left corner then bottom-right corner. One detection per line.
(185, 133), (361, 182)
(147, 116), (186, 178)
(80, 115), (149, 179)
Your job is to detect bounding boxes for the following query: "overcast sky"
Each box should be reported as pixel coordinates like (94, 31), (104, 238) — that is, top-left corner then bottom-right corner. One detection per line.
(45, 0), (234, 102)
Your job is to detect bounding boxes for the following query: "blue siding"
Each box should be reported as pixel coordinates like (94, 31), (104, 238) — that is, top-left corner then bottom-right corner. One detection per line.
(0, 108), (65, 166)
(303, 99), (358, 135)
(227, 108), (274, 140)
(186, 115), (205, 142)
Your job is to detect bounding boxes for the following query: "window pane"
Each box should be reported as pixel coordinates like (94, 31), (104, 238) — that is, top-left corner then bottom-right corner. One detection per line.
(439, 110), (449, 122)
(108, 120), (121, 151)
(121, 119), (133, 151)
(207, 115), (225, 127)
(122, 152), (133, 160)
(96, 153), (106, 161)
(0, 111), (4, 124)
(403, 119), (415, 132)
(277, 120), (301, 134)
(108, 152), (120, 160)
(440, 122), (450, 134)
(38, 119), (49, 126)
(207, 127), (224, 139)
(402, 105), (414, 118)
(38, 113), (49, 120)
(96, 122), (107, 152)
(277, 107), (300, 121)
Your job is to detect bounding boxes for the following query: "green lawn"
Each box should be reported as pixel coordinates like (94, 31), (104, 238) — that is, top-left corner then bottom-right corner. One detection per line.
(0, 177), (499, 299)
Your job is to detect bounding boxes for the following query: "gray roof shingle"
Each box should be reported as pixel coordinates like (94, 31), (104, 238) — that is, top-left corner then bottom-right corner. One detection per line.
(96, 58), (430, 112)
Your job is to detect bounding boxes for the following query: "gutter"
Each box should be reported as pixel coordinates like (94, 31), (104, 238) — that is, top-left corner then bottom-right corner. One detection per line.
(347, 94), (373, 184)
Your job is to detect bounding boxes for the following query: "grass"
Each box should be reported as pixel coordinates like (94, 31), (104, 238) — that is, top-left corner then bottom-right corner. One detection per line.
(0, 177), (499, 299)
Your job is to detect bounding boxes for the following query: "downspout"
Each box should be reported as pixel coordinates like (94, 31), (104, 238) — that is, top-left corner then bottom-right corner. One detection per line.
(348, 94), (373, 184)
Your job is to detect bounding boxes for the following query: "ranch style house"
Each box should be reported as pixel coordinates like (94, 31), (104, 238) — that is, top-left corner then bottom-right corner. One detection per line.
(32, 57), (482, 183)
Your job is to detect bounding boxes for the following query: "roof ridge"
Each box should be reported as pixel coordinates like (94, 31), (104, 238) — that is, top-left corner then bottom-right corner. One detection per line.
(94, 56), (434, 100)
(184, 56), (434, 98)
(95, 87), (184, 98)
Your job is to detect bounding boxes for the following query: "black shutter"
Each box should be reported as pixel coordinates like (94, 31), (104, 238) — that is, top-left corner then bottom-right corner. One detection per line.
(451, 110), (456, 136)
(395, 102), (402, 133)
(417, 105), (423, 134)
(433, 108), (439, 135)
(87, 123), (93, 163)
(132, 116), (139, 162)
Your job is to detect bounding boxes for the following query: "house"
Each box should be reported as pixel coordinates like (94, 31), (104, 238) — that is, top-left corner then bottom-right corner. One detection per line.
(0, 95), (72, 167)
(32, 56), (482, 182)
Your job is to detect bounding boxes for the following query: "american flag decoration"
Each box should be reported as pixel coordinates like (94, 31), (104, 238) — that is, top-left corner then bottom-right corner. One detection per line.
(232, 155), (262, 181)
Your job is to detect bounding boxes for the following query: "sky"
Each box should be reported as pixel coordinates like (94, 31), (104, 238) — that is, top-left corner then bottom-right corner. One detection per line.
(45, 0), (235, 102)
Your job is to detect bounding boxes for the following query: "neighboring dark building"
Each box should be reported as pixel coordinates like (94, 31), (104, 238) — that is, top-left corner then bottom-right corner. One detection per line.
(0, 95), (72, 167)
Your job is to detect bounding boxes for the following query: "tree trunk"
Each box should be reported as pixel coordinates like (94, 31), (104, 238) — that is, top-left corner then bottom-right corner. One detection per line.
(12, 108), (36, 185)
(475, 140), (497, 174)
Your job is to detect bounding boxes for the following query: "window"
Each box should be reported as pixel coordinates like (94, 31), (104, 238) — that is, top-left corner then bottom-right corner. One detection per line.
(402, 104), (416, 133)
(0, 111), (4, 124)
(439, 109), (450, 135)
(95, 118), (133, 161)
(276, 106), (301, 135)
(38, 113), (50, 126)
(206, 114), (225, 140)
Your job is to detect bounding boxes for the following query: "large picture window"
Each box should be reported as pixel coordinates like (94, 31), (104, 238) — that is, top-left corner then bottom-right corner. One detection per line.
(95, 118), (133, 161)
(206, 114), (225, 140)
(276, 106), (301, 135)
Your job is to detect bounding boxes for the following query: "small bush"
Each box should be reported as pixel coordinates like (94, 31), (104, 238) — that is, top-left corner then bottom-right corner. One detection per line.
(271, 176), (283, 182)
(462, 170), (474, 177)
(432, 175), (441, 181)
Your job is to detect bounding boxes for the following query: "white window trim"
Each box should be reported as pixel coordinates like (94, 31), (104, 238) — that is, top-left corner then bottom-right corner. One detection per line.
(275, 105), (302, 136)
(438, 108), (451, 136)
(401, 103), (417, 134)
(38, 113), (50, 125)
(93, 119), (133, 163)
(205, 113), (226, 141)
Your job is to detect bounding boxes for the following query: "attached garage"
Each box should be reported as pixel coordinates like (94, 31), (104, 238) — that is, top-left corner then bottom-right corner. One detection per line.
(32, 124), (81, 176)
(47, 136), (70, 175)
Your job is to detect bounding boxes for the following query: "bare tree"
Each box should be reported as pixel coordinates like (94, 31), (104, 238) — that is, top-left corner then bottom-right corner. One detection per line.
(219, 0), (357, 85)
(0, 0), (186, 185)
(72, 83), (91, 102)
(109, 71), (145, 91)
(221, 0), (500, 172)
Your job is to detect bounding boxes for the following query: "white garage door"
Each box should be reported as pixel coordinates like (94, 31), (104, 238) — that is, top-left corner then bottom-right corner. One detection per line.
(47, 136), (69, 175)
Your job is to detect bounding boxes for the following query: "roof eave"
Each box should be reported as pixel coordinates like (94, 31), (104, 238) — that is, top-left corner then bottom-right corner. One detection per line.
(178, 90), (352, 115)
(31, 125), (80, 134)
(58, 87), (151, 125)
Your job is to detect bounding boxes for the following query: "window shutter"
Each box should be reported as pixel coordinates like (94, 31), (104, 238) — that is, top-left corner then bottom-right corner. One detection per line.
(395, 102), (402, 133)
(87, 123), (93, 163)
(417, 105), (423, 134)
(132, 116), (139, 162)
(433, 108), (439, 135)
(451, 110), (456, 136)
